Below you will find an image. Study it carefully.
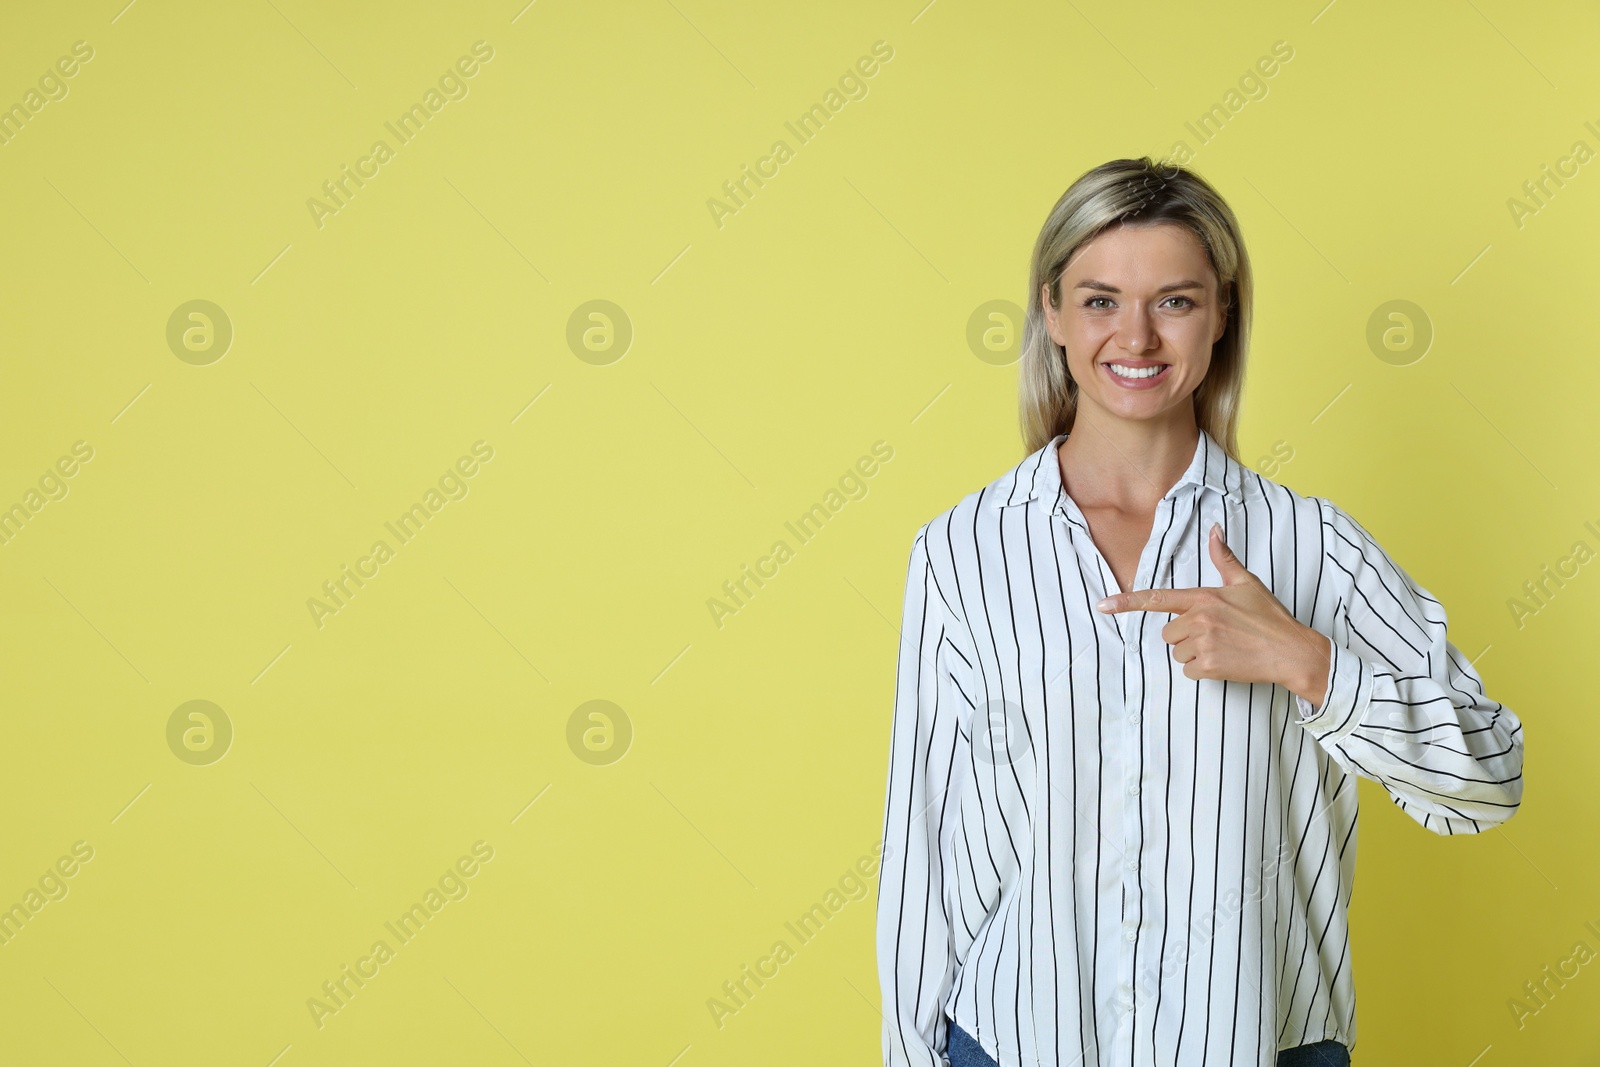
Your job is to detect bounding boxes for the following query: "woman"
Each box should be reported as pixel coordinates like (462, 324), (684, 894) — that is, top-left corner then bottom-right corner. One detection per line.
(875, 158), (1525, 1067)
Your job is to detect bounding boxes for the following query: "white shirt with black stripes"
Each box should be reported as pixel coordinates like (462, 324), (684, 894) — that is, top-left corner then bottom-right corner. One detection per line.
(875, 427), (1525, 1067)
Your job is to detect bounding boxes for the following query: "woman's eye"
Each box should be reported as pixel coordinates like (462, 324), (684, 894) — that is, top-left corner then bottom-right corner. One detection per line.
(1082, 295), (1194, 310)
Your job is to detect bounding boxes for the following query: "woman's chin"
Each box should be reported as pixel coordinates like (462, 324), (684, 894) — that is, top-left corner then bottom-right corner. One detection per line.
(1081, 389), (1193, 421)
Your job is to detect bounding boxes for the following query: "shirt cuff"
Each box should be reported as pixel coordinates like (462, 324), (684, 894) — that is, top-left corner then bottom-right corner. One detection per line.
(1293, 640), (1374, 745)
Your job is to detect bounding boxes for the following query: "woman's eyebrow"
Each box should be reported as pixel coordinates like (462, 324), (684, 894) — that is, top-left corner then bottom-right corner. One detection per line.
(1073, 279), (1207, 293)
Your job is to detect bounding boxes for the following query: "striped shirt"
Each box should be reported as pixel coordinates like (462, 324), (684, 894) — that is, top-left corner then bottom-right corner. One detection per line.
(875, 427), (1525, 1067)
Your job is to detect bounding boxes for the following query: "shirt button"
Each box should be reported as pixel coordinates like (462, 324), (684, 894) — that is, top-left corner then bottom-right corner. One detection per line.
(1128, 712), (1141, 725)
(1125, 930), (1137, 943)
(1126, 857), (1139, 871)
(1128, 781), (1140, 796)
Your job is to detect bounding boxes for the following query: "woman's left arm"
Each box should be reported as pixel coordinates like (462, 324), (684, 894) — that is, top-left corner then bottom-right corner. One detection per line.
(1292, 497), (1526, 835)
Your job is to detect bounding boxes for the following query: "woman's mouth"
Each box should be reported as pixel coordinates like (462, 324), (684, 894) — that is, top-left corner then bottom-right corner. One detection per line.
(1102, 361), (1171, 388)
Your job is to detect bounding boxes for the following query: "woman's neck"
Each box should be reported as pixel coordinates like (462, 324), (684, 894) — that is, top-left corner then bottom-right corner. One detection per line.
(1057, 414), (1200, 513)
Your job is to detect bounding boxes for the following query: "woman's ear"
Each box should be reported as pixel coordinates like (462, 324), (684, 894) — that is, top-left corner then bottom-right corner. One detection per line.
(1042, 281), (1064, 345)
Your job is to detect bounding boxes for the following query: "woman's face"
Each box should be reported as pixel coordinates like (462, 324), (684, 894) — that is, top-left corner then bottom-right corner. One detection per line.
(1043, 221), (1229, 428)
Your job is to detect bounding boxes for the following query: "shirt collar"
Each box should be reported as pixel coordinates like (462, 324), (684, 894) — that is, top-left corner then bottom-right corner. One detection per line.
(992, 427), (1249, 510)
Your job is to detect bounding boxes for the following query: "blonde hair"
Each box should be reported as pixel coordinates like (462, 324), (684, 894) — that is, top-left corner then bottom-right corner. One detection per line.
(1018, 157), (1252, 459)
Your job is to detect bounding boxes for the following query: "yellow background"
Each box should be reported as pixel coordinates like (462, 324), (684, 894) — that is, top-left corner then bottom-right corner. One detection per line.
(0, 0), (1593, 1063)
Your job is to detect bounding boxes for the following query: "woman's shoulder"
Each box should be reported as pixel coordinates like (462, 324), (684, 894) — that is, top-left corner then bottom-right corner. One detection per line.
(1228, 470), (1371, 560)
(1257, 483), (1418, 595)
(912, 444), (1051, 551)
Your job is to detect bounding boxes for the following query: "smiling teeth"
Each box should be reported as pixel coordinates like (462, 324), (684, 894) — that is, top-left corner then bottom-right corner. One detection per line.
(1109, 363), (1167, 379)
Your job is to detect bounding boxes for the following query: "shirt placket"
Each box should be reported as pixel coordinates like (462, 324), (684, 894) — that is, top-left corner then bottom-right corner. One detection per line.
(1061, 489), (1197, 1067)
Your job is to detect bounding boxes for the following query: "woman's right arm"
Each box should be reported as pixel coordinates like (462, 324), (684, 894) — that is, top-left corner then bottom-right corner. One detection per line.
(877, 523), (975, 1067)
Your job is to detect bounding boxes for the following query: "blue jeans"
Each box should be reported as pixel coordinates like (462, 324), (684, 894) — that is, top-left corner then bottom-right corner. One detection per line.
(945, 1016), (1350, 1066)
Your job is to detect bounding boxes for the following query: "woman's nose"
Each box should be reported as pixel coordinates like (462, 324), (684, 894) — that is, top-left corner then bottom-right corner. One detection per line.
(1116, 310), (1156, 353)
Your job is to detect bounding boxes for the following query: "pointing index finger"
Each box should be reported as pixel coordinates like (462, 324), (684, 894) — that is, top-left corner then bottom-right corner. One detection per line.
(1096, 587), (1203, 614)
